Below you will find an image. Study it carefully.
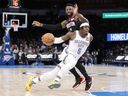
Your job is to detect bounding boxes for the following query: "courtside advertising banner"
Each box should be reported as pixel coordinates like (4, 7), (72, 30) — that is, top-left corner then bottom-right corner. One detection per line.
(107, 33), (128, 42)
(0, 28), (14, 65)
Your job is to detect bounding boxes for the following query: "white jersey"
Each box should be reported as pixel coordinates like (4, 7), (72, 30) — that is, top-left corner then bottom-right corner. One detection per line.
(67, 31), (91, 60)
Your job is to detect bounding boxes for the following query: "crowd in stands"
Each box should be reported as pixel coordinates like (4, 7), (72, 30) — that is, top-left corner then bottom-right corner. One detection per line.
(0, 37), (97, 65)
(17, 40), (98, 65)
(102, 42), (128, 66)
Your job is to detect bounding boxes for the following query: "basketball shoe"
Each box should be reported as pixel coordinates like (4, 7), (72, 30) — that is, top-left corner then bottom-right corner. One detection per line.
(25, 76), (36, 91)
(48, 80), (61, 89)
(85, 76), (92, 91)
(72, 76), (84, 88)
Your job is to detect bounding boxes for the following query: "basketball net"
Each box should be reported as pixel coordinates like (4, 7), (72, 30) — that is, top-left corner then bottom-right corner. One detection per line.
(11, 23), (18, 32)
(13, 24), (18, 31)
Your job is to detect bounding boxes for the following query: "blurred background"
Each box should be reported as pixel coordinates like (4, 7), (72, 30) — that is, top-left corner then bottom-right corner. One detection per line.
(0, 0), (128, 66)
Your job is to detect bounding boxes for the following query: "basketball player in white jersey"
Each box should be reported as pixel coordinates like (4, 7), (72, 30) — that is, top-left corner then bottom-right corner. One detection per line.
(26, 22), (93, 91)
(33, 3), (92, 90)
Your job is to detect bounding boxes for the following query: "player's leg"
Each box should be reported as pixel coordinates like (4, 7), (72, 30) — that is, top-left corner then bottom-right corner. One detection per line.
(26, 62), (64, 91)
(59, 47), (84, 88)
(76, 59), (89, 79)
(70, 67), (84, 88)
(70, 68), (80, 80)
(60, 47), (81, 80)
(48, 54), (77, 89)
(76, 58), (92, 91)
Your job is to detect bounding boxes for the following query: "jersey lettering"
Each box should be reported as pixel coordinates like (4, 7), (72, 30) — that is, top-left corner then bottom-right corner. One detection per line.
(66, 22), (75, 28)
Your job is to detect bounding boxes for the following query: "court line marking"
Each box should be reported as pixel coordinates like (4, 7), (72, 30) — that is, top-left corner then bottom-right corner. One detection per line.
(80, 91), (97, 96)
(101, 84), (128, 92)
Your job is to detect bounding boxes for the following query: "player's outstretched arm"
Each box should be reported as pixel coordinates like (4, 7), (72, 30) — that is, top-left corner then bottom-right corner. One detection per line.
(54, 32), (74, 44)
(32, 20), (66, 30)
(32, 21), (42, 27)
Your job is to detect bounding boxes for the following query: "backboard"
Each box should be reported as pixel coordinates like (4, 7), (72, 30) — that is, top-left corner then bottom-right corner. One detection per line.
(2, 12), (27, 31)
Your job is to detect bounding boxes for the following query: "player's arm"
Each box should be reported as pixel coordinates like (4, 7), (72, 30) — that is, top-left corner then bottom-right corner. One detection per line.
(72, 4), (78, 18)
(77, 14), (89, 23)
(54, 32), (73, 44)
(73, 4), (89, 23)
(32, 20), (66, 30)
(90, 34), (93, 42)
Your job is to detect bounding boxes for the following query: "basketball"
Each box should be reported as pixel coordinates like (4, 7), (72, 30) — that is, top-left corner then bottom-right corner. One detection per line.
(41, 33), (55, 46)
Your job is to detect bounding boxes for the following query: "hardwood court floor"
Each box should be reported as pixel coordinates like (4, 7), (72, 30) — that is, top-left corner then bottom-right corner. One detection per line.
(0, 65), (128, 96)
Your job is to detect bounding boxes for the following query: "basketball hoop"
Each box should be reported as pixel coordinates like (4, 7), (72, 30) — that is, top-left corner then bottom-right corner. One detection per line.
(2, 12), (27, 30)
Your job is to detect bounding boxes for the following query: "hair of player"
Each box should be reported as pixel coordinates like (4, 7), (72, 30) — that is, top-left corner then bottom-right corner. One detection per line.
(66, 3), (74, 7)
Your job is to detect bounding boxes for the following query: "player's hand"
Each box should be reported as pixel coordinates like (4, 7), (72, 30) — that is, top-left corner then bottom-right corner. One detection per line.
(32, 21), (43, 27)
(73, 4), (78, 17)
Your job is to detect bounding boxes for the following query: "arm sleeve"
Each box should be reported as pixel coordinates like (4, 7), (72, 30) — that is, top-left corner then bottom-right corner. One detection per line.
(43, 23), (62, 30)
(54, 37), (64, 44)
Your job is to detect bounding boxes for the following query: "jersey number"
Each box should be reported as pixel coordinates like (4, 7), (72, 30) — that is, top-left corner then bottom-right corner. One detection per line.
(77, 48), (82, 54)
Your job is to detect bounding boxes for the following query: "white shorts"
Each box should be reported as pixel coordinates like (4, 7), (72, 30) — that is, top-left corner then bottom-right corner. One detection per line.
(58, 53), (78, 70)
(58, 47), (68, 61)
